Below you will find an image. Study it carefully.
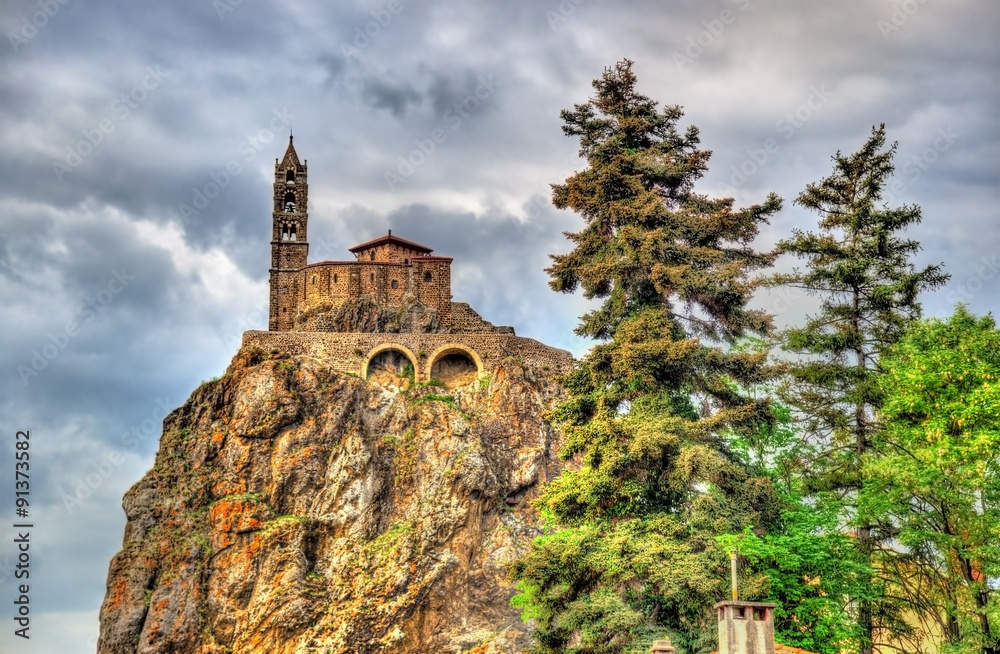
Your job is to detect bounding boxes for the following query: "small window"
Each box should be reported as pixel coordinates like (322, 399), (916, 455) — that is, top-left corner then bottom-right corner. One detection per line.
(404, 258), (409, 264)
(286, 170), (295, 182)
(370, 251), (376, 261)
(753, 607), (766, 621)
(391, 280), (398, 289)
(423, 272), (432, 282)
(334, 274), (338, 283)
(312, 275), (317, 284)
(282, 308), (286, 313)
(735, 607), (746, 620)
(370, 273), (375, 282)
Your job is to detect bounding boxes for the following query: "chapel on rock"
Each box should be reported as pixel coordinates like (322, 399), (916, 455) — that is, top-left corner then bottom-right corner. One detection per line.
(241, 137), (573, 387)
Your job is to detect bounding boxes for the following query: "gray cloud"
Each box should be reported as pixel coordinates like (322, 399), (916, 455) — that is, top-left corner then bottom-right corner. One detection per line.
(1, 0), (997, 651)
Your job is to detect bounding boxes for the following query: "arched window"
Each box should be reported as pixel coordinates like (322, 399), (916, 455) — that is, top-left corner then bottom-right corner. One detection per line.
(333, 274), (338, 283)
(285, 170), (295, 183)
(312, 275), (317, 284)
(370, 251), (376, 261)
(423, 271), (432, 282)
(370, 273), (375, 282)
(283, 191), (296, 212)
(391, 280), (398, 289)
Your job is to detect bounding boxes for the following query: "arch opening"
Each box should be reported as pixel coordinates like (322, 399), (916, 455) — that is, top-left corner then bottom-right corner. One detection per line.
(430, 349), (480, 389)
(365, 347), (416, 388)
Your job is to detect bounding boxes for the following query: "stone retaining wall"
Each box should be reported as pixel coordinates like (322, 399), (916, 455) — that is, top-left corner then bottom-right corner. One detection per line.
(240, 330), (574, 382)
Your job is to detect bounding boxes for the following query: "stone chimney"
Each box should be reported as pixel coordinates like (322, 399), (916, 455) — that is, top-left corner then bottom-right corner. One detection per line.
(713, 600), (776, 654)
(650, 638), (676, 654)
(715, 550), (776, 654)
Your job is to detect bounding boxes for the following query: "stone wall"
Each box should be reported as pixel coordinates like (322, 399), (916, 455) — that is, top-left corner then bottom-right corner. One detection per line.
(279, 258), (454, 329)
(450, 302), (515, 334)
(240, 330), (574, 382)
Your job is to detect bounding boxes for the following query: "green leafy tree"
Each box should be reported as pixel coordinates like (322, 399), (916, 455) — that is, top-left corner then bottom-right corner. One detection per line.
(860, 306), (999, 653)
(719, 492), (870, 654)
(510, 60), (784, 653)
(717, 348), (869, 654)
(771, 124), (949, 653)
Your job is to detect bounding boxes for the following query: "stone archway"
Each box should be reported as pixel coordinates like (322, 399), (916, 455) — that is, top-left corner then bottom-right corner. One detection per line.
(427, 344), (483, 389)
(362, 343), (419, 387)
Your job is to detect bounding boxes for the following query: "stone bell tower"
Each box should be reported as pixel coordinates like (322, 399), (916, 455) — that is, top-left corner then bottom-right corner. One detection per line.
(269, 135), (309, 331)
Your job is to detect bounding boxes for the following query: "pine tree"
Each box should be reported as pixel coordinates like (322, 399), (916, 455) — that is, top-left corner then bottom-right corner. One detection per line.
(511, 60), (784, 653)
(771, 124), (949, 654)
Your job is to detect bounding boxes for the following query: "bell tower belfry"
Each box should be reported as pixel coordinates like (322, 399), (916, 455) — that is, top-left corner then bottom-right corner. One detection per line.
(269, 135), (309, 330)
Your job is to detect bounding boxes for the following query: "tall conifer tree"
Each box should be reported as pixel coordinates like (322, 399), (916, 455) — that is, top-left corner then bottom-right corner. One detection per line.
(771, 124), (948, 653)
(511, 60), (784, 653)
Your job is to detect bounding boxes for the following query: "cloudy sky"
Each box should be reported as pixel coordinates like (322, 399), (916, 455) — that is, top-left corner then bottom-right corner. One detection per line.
(0, 0), (997, 651)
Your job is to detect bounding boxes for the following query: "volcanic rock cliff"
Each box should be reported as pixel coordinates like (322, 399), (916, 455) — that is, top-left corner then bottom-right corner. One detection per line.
(97, 345), (568, 654)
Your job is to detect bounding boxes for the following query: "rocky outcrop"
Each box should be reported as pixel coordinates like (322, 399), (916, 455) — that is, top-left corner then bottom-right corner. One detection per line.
(97, 345), (568, 654)
(295, 297), (442, 333)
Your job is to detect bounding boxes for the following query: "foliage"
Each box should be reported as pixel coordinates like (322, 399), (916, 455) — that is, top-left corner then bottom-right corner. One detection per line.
(409, 393), (455, 407)
(860, 306), (1000, 652)
(718, 492), (869, 654)
(511, 59), (784, 653)
(769, 123), (948, 653)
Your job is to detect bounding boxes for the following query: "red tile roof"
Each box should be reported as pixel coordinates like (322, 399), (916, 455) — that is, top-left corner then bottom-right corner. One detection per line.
(775, 645), (819, 654)
(348, 232), (433, 254)
(711, 646), (817, 654)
